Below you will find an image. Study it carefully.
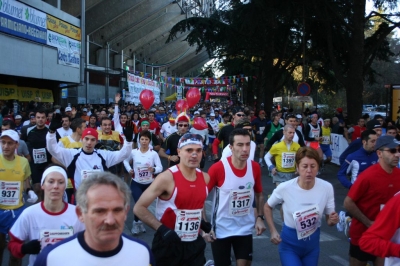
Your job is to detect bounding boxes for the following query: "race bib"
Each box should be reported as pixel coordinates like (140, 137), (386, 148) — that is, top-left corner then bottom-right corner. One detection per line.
(174, 209), (202, 242)
(40, 229), (73, 250)
(229, 189), (252, 216)
(293, 205), (319, 240)
(0, 181), (20, 206)
(259, 126), (265, 135)
(281, 152), (295, 168)
(33, 148), (47, 164)
(137, 167), (152, 183)
(81, 169), (101, 180)
(321, 136), (330, 144)
(311, 129), (320, 138)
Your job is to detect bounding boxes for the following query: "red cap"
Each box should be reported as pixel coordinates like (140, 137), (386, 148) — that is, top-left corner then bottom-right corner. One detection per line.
(336, 108), (343, 113)
(82, 128), (98, 140)
(176, 115), (189, 123)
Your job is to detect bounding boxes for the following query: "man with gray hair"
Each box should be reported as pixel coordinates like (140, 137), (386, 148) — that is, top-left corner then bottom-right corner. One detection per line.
(264, 124), (301, 186)
(34, 172), (155, 266)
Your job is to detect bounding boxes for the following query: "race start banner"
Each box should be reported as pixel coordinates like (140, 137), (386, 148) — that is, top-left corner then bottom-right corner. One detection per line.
(126, 73), (160, 105)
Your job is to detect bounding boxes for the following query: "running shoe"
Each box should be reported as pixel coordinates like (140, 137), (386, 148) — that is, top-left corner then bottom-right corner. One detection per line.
(131, 221), (140, 235)
(344, 216), (352, 238)
(138, 221), (146, 233)
(204, 260), (215, 266)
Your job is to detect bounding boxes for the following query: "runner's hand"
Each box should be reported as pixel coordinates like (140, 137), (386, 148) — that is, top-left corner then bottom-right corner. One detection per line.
(203, 230), (216, 243)
(270, 231), (281, 245)
(124, 122), (134, 141)
(255, 219), (266, 235)
(21, 239), (41, 254)
(49, 113), (62, 132)
(157, 224), (180, 243)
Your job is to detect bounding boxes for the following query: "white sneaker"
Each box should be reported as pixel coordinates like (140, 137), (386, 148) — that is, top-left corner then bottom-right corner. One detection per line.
(138, 221), (146, 233)
(204, 260), (215, 266)
(131, 221), (140, 235)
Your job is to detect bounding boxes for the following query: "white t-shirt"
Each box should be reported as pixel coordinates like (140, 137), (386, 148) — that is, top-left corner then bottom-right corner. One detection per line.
(123, 148), (163, 184)
(57, 128), (73, 137)
(221, 141), (256, 161)
(207, 119), (220, 137)
(9, 202), (85, 266)
(267, 177), (335, 229)
(160, 122), (177, 138)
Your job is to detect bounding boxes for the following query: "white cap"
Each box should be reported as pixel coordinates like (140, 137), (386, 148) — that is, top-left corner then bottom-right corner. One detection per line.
(65, 107), (72, 112)
(83, 108), (88, 112)
(210, 113), (215, 116)
(296, 114), (302, 119)
(198, 108), (203, 111)
(14, 115), (22, 119)
(194, 111), (200, 115)
(0, 130), (19, 142)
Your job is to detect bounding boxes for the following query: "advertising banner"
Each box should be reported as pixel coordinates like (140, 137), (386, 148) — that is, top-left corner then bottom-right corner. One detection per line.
(126, 73), (160, 105)
(46, 14), (81, 41)
(330, 133), (349, 165)
(0, 84), (54, 102)
(0, 0), (47, 44)
(57, 48), (80, 68)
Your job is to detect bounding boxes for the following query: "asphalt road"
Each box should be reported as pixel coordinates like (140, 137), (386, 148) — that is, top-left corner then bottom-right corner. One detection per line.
(2, 158), (352, 266)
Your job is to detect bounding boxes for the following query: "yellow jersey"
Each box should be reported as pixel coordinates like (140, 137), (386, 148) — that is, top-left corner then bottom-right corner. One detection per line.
(269, 141), (300, 173)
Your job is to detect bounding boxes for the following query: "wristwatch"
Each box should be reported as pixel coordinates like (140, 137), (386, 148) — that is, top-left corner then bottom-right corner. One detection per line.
(257, 215), (265, 220)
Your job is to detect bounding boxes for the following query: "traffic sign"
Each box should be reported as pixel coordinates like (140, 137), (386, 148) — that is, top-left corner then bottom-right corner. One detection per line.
(297, 82), (311, 96)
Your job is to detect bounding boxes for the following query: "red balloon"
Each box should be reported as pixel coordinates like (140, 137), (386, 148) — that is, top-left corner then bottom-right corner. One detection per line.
(186, 88), (201, 108)
(139, 89), (155, 110)
(193, 117), (208, 130)
(175, 99), (189, 112)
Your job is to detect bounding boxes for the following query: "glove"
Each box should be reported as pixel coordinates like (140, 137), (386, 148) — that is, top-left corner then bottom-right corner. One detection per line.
(21, 240), (41, 254)
(49, 113), (62, 132)
(26, 190), (38, 203)
(200, 220), (212, 233)
(157, 224), (180, 243)
(123, 122), (134, 141)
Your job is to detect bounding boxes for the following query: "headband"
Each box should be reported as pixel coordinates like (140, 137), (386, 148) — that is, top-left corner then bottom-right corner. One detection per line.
(41, 166), (68, 186)
(178, 133), (203, 149)
(141, 121), (150, 126)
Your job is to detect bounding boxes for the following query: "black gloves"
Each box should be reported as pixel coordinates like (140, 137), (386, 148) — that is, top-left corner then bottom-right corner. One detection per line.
(21, 239), (41, 254)
(123, 122), (134, 141)
(200, 220), (212, 233)
(157, 224), (180, 243)
(49, 113), (62, 132)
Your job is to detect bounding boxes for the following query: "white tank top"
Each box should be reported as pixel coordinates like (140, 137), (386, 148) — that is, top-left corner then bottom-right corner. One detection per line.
(308, 123), (320, 139)
(211, 157), (255, 238)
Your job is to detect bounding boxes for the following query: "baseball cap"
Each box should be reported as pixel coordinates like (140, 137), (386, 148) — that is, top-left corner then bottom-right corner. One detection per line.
(176, 115), (190, 123)
(81, 128), (98, 140)
(215, 108), (219, 111)
(168, 110), (172, 113)
(296, 114), (302, 119)
(323, 118), (331, 121)
(198, 108), (203, 111)
(0, 130), (19, 142)
(194, 111), (200, 115)
(233, 108), (244, 115)
(82, 108), (88, 112)
(336, 108), (343, 113)
(210, 113), (215, 116)
(159, 107), (165, 111)
(15, 115), (22, 119)
(65, 107), (72, 112)
(366, 120), (382, 130)
(375, 135), (400, 150)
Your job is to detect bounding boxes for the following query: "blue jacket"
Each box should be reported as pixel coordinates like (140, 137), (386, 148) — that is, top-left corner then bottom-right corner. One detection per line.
(337, 147), (378, 189)
(339, 138), (362, 165)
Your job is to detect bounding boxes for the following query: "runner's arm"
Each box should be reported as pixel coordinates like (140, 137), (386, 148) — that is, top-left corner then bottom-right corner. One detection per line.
(103, 139), (133, 167)
(337, 160), (352, 189)
(344, 196), (373, 228)
(152, 152), (163, 174)
(264, 152), (274, 169)
(46, 132), (74, 166)
(123, 152), (133, 172)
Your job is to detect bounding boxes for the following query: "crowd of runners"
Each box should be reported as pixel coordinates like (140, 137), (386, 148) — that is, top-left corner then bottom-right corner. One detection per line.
(0, 95), (400, 266)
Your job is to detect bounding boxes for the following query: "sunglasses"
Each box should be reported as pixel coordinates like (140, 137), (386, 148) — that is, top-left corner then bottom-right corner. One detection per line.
(178, 124), (189, 127)
(380, 148), (400, 154)
(236, 113), (245, 117)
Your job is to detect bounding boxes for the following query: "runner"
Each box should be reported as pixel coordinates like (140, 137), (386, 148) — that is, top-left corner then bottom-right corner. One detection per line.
(264, 124), (300, 187)
(264, 147), (339, 266)
(56, 115), (72, 137)
(0, 130), (34, 265)
(344, 135), (400, 266)
(347, 117), (366, 142)
(207, 128), (266, 266)
(134, 133), (211, 266)
(251, 110), (269, 166)
(34, 173), (155, 266)
(207, 113), (220, 161)
(123, 130), (162, 235)
(8, 165), (85, 266)
(303, 113), (323, 161)
(320, 118), (332, 166)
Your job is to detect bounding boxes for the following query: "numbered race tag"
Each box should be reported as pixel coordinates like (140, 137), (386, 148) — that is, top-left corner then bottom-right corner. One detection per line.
(33, 148), (47, 164)
(259, 126), (265, 135)
(281, 152), (295, 168)
(321, 136), (330, 144)
(137, 167), (152, 183)
(311, 129), (320, 138)
(174, 209), (202, 242)
(293, 205), (320, 240)
(81, 169), (101, 180)
(0, 181), (20, 206)
(40, 229), (73, 250)
(229, 189), (252, 216)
